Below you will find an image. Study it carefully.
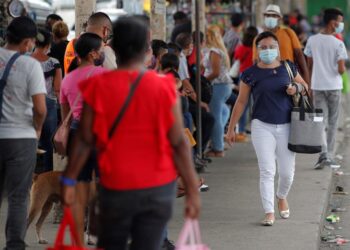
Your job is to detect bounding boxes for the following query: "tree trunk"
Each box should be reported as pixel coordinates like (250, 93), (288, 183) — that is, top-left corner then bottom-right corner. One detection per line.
(75, 0), (96, 38)
(150, 0), (166, 40)
(192, 0), (205, 34)
(0, 0), (13, 45)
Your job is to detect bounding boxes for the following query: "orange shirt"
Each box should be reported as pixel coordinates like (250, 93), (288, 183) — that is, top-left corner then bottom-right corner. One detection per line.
(253, 27), (302, 62)
(80, 70), (177, 190)
(63, 39), (77, 74)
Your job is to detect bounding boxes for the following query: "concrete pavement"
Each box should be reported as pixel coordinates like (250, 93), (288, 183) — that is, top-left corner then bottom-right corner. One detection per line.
(0, 121), (347, 250)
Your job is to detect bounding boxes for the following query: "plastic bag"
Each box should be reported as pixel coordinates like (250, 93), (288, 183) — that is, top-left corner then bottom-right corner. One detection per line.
(176, 219), (210, 250)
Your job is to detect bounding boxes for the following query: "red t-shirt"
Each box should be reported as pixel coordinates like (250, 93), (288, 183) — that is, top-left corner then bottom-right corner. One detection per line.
(234, 45), (254, 73)
(80, 70), (178, 190)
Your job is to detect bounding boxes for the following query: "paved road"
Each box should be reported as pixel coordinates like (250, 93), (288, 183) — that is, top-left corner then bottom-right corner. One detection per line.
(1, 112), (349, 250)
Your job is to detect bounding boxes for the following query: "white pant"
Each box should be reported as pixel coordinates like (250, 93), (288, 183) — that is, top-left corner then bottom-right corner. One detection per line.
(251, 119), (296, 213)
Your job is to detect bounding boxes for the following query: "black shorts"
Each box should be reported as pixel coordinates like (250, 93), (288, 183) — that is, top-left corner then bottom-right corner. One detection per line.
(67, 128), (99, 182)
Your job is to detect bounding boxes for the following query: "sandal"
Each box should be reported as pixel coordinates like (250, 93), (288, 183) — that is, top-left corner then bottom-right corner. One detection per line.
(261, 219), (274, 226)
(205, 150), (225, 158)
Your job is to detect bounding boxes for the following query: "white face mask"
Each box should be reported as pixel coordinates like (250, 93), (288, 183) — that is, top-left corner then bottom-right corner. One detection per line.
(335, 22), (344, 34)
(264, 17), (278, 29)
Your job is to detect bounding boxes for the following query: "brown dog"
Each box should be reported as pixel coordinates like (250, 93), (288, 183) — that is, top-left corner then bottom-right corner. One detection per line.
(27, 171), (97, 244)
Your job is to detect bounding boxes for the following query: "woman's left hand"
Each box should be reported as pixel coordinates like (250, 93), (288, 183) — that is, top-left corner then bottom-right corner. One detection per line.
(286, 84), (297, 96)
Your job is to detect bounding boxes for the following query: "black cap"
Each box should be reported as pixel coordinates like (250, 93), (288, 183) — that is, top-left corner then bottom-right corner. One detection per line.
(6, 16), (39, 41)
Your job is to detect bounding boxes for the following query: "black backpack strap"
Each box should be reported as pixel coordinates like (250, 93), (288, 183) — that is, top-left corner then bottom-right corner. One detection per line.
(0, 53), (21, 121)
(108, 70), (146, 139)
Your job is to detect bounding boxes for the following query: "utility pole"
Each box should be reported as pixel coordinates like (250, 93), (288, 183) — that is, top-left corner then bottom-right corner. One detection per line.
(253, 0), (268, 28)
(150, 0), (166, 40)
(75, 0), (96, 37)
(191, 0), (205, 33)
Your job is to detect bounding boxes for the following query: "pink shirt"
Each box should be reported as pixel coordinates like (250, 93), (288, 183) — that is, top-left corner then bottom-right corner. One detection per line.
(60, 65), (107, 120)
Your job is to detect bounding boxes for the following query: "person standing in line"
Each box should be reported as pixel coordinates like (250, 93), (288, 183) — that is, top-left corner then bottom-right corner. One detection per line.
(61, 16), (200, 250)
(60, 32), (108, 243)
(203, 25), (232, 158)
(0, 17), (47, 249)
(170, 11), (192, 43)
(223, 12), (244, 63)
(45, 14), (63, 32)
(64, 12), (117, 74)
(31, 29), (62, 173)
(304, 8), (348, 169)
(49, 21), (69, 78)
(226, 31), (308, 226)
(252, 4), (310, 84)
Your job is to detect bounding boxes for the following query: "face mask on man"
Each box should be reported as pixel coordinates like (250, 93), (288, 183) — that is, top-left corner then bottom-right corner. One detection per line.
(264, 17), (278, 29)
(259, 49), (278, 64)
(335, 22), (344, 34)
(94, 51), (105, 66)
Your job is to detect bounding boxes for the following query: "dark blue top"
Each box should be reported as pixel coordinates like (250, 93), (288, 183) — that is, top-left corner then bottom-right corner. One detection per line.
(240, 60), (297, 124)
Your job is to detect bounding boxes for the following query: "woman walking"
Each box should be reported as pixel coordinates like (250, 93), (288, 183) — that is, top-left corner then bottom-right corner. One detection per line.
(204, 25), (233, 157)
(61, 16), (200, 249)
(226, 31), (308, 226)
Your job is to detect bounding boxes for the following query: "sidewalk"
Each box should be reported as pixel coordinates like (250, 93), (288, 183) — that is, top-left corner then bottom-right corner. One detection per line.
(0, 125), (346, 250)
(168, 141), (336, 250)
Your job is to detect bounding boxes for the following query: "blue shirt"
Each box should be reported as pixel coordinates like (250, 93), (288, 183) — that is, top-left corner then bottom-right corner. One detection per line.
(240, 60), (297, 124)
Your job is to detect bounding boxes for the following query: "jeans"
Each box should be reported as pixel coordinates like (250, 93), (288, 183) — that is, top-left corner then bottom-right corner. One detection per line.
(209, 83), (231, 151)
(189, 104), (215, 153)
(0, 139), (37, 250)
(97, 181), (176, 250)
(313, 90), (342, 160)
(38, 97), (57, 173)
(226, 91), (249, 133)
(251, 119), (296, 213)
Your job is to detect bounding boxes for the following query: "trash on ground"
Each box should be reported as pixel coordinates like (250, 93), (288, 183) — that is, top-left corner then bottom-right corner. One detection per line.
(336, 186), (344, 192)
(326, 214), (340, 223)
(324, 225), (335, 230)
(335, 154), (344, 161)
(333, 191), (349, 195)
(336, 238), (350, 245)
(335, 171), (344, 176)
(330, 164), (341, 169)
(331, 207), (347, 212)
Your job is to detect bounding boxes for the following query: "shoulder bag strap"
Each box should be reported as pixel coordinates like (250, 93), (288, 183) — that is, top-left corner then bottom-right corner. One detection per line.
(0, 53), (21, 121)
(108, 70), (146, 139)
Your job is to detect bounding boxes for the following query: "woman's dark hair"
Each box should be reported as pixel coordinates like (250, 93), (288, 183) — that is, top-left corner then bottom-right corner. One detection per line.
(231, 13), (244, 27)
(175, 32), (192, 49)
(192, 31), (204, 44)
(167, 42), (181, 54)
(112, 16), (149, 65)
(255, 31), (279, 47)
(242, 26), (258, 47)
(323, 8), (343, 25)
(74, 32), (102, 59)
(68, 57), (79, 73)
(36, 28), (52, 48)
(160, 53), (180, 71)
(152, 39), (168, 58)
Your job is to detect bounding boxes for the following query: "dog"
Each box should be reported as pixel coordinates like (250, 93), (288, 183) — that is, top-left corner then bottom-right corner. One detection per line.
(27, 171), (97, 244)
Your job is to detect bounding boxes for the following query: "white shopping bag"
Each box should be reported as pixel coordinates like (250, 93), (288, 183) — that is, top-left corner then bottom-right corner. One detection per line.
(176, 219), (210, 250)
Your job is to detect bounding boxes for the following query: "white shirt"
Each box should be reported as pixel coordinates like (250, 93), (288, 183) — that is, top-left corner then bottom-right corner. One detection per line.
(0, 48), (46, 139)
(304, 33), (348, 90)
(203, 48), (232, 85)
(178, 52), (190, 81)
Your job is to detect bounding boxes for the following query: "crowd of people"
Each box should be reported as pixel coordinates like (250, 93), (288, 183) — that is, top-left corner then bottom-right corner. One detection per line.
(0, 3), (348, 250)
